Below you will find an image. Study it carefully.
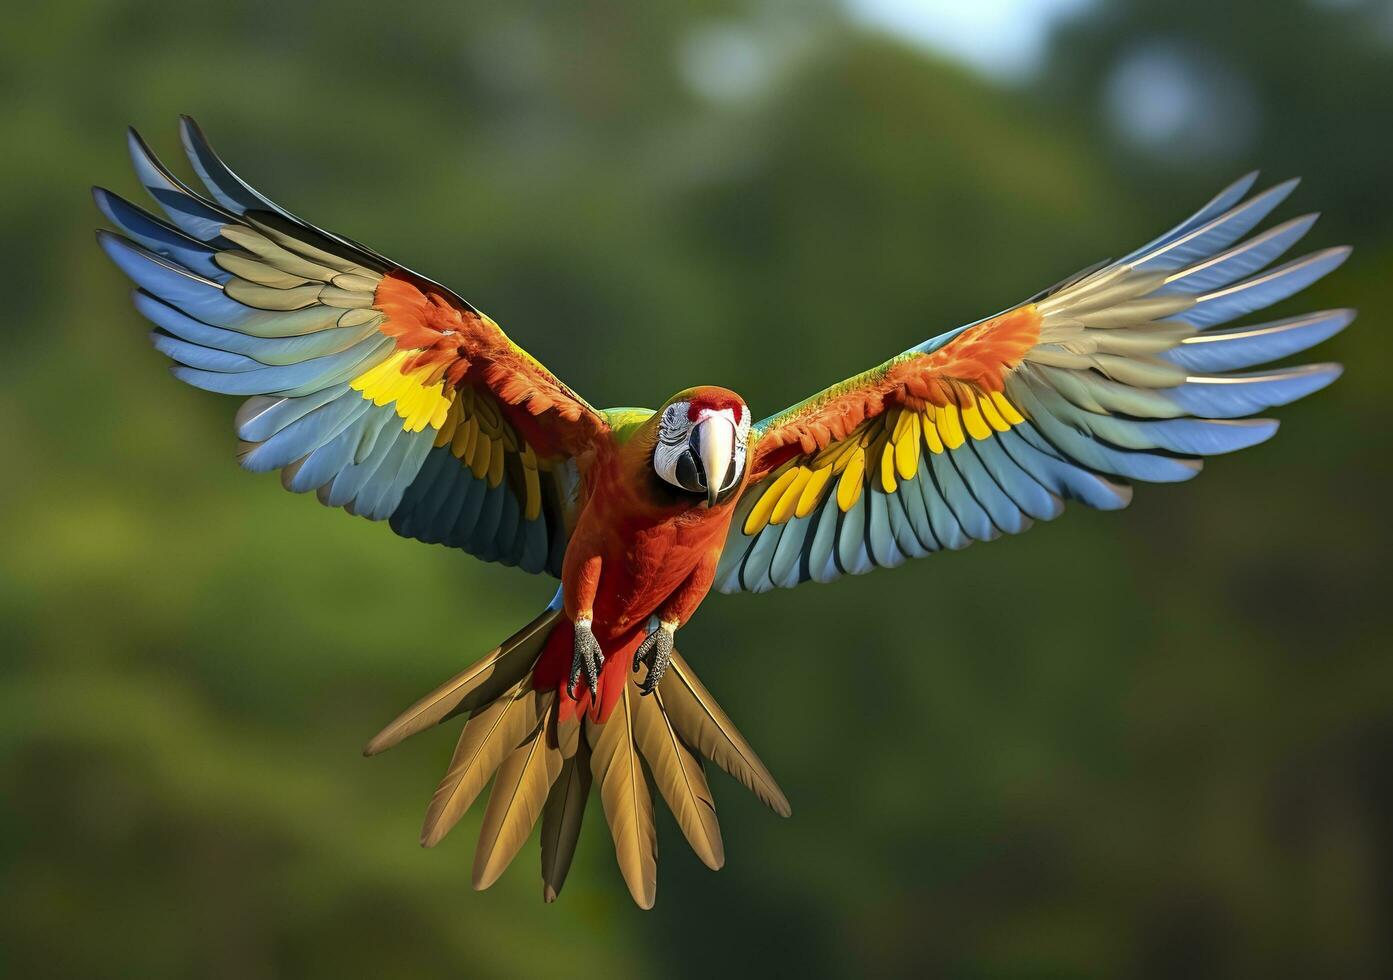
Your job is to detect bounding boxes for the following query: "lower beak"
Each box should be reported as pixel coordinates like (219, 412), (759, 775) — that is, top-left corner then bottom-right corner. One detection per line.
(695, 416), (735, 507)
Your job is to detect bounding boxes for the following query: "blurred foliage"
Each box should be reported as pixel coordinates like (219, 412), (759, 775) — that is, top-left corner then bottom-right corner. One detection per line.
(2, 0), (1390, 977)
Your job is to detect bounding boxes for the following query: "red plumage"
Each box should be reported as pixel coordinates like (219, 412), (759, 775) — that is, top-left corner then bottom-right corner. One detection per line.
(539, 386), (749, 722)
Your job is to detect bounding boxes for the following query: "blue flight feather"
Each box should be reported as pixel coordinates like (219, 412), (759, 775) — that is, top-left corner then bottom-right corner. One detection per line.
(177, 116), (270, 215)
(836, 496), (872, 576)
(242, 393), (371, 473)
(152, 332), (264, 373)
(1119, 172), (1259, 265)
(127, 128), (233, 243)
(1000, 427), (1132, 511)
(1164, 310), (1353, 373)
(866, 489), (907, 568)
(92, 187), (227, 281)
(169, 336), (389, 396)
(1160, 214), (1317, 295)
(1132, 179), (1297, 272)
(1010, 381), (1203, 483)
(807, 498), (843, 585)
(1168, 365), (1342, 418)
(971, 436), (1062, 521)
(1175, 247), (1350, 329)
(235, 385), (350, 442)
(928, 449), (997, 542)
(770, 513), (815, 588)
(915, 462), (970, 549)
(135, 291), (382, 366)
(947, 440), (1030, 535)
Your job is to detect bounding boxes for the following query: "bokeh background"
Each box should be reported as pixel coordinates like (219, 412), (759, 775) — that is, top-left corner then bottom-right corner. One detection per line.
(4, 0), (1392, 976)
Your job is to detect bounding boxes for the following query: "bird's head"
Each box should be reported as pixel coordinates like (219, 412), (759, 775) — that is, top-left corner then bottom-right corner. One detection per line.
(652, 388), (751, 508)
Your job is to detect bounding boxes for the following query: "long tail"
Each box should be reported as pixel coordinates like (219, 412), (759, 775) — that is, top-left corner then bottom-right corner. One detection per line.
(363, 604), (791, 909)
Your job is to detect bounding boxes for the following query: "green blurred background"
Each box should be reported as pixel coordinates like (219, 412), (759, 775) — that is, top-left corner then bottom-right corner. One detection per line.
(4, 0), (1391, 976)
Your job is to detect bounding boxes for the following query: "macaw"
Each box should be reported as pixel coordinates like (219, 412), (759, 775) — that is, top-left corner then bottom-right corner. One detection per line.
(95, 118), (1352, 909)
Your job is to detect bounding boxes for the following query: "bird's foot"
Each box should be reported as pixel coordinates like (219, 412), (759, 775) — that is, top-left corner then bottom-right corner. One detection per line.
(567, 618), (605, 699)
(632, 620), (677, 695)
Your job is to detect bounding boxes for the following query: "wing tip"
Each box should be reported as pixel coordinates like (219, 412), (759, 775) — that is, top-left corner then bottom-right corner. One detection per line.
(91, 186), (131, 233)
(1214, 416), (1281, 452)
(125, 124), (153, 160)
(177, 113), (210, 158)
(1223, 170), (1261, 201)
(94, 227), (127, 262)
(1287, 360), (1343, 379)
(1303, 361), (1344, 388)
(1324, 244), (1354, 268)
(1326, 308), (1358, 336)
(1282, 211), (1321, 236)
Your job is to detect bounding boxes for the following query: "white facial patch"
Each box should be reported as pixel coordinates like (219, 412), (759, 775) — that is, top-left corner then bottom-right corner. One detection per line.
(651, 400), (752, 495)
(653, 401), (692, 486)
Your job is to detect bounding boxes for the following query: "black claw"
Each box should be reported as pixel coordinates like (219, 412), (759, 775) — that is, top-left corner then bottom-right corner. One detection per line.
(632, 632), (653, 673)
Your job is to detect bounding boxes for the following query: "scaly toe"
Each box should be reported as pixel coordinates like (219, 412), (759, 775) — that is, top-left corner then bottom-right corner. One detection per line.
(572, 620), (605, 699)
(632, 633), (654, 673)
(567, 654), (584, 700)
(637, 630), (673, 695)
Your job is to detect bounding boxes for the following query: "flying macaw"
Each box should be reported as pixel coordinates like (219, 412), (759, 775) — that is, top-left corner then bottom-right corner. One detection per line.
(95, 118), (1352, 908)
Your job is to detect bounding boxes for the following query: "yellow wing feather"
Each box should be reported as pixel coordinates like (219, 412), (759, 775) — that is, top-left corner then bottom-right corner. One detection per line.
(350, 348), (547, 519)
(743, 387), (1030, 535)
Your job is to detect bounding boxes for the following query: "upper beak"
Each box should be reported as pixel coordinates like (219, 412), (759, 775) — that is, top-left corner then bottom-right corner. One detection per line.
(694, 415), (735, 507)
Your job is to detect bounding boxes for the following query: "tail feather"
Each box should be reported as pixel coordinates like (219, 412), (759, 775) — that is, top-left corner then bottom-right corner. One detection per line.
(419, 687), (548, 848)
(540, 743), (592, 902)
(472, 706), (564, 890)
(587, 683), (658, 909)
(634, 686), (724, 871)
(368, 612), (790, 908)
(661, 651), (792, 818)
(362, 607), (560, 756)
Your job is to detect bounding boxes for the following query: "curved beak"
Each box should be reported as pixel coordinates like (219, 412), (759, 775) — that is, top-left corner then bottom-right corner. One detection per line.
(693, 415), (735, 507)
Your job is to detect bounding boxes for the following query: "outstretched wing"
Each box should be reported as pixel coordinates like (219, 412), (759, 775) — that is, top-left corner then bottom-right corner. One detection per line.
(719, 174), (1351, 593)
(96, 117), (609, 576)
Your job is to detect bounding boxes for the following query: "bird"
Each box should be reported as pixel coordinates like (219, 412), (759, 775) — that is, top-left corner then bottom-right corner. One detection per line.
(95, 117), (1352, 909)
